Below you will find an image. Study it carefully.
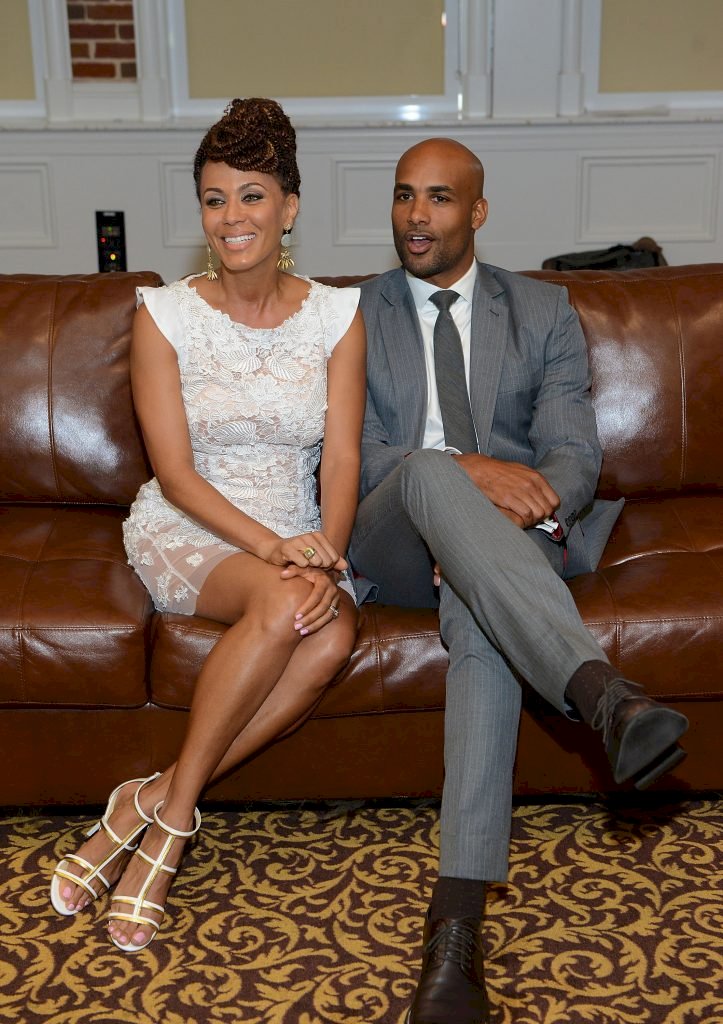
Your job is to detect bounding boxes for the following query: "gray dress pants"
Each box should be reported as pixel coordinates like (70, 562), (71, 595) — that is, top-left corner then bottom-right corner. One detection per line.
(350, 450), (607, 881)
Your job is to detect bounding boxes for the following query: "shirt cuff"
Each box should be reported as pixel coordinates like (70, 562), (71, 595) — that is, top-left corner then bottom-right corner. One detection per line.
(535, 515), (564, 541)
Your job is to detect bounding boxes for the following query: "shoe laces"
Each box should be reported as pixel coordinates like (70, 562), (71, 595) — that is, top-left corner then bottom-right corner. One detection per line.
(591, 679), (644, 744)
(425, 918), (481, 974)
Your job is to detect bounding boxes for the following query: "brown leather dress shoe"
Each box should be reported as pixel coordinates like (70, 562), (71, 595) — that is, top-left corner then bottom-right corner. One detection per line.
(406, 913), (490, 1024)
(591, 679), (688, 788)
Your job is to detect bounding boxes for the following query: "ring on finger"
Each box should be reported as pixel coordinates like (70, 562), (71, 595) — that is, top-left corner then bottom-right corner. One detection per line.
(329, 604), (340, 619)
(303, 546), (316, 559)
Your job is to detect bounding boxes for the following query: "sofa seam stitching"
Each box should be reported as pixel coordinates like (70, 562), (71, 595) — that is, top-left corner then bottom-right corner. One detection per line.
(46, 282), (62, 500)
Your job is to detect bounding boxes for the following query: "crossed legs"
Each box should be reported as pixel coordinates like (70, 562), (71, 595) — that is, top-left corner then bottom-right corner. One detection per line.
(55, 552), (357, 947)
(351, 449), (608, 875)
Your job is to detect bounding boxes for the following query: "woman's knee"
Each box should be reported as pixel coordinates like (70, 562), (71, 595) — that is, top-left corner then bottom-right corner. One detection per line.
(255, 577), (313, 636)
(311, 615), (358, 683)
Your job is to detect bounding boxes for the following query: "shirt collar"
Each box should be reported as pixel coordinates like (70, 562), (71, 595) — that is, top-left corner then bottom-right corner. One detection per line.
(406, 259), (478, 313)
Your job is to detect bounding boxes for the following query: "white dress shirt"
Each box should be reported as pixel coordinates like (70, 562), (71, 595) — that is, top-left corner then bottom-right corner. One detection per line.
(405, 261), (478, 451)
(406, 262), (559, 536)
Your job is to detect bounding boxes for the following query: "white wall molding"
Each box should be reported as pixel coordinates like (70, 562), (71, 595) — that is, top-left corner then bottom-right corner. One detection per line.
(0, 161), (55, 247)
(159, 161), (201, 247)
(578, 153), (719, 243)
(1, 119), (721, 278)
(333, 160), (398, 246)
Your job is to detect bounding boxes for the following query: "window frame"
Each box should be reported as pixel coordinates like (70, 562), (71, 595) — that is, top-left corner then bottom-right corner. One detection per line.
(0, 0), (48, 120)
(166, 0), (465, 122)
(581, 0), (723, 115)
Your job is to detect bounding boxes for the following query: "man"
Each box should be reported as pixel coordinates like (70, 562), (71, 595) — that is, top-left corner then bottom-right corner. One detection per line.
(349, 138), (689, 1024)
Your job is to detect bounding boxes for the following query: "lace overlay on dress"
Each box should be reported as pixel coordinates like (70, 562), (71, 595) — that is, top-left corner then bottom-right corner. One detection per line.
(122, 276), (359, 613)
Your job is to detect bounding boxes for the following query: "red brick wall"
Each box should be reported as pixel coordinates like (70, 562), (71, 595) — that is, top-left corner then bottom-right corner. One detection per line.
(67, 1), (137, 80)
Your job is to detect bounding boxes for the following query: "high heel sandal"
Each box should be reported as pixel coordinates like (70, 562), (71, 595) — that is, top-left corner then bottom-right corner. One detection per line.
(50, 773), (160, 916)
(107, 802), (202, 952)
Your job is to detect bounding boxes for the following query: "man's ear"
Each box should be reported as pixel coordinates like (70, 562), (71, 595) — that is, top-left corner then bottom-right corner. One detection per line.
(472, 197), (488, 231)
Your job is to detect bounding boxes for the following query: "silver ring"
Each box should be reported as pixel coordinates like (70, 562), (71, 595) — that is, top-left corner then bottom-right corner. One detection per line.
(329, 605), (339, 619)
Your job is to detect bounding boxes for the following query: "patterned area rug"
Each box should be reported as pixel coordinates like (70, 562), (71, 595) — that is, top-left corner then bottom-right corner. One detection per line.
(1, 797), (722, 1024)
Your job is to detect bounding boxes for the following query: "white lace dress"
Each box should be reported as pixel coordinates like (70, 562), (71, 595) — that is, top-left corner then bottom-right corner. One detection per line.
(122, 274), (360, 614)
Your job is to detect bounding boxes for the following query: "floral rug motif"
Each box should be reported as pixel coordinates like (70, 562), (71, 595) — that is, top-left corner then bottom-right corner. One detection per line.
(1, 797), (722, 1024)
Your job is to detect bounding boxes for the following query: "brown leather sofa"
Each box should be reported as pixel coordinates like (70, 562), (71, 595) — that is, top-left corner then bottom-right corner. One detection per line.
(1, 265), (721, 807)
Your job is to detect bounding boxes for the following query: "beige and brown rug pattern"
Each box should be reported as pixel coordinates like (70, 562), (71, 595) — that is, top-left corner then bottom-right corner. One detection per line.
(1, 797), (721, 1024)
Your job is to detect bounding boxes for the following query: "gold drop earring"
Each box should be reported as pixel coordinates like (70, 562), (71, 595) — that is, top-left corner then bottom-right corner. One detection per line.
(277, 226), (294, 271)
(205, 244), (218, 281)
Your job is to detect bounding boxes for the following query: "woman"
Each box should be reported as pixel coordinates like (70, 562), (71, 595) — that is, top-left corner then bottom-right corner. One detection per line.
(50, 98), (366, 953)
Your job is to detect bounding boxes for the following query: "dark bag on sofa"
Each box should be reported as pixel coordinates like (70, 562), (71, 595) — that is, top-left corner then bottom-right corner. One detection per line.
(542, 236), (667, 271)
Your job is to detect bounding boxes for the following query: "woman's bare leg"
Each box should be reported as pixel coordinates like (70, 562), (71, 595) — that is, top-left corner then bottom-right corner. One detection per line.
(107, 553), (356, 946)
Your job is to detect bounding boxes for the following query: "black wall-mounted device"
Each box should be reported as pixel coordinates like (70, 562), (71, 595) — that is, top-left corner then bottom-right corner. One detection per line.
(95, 210), (127, 272)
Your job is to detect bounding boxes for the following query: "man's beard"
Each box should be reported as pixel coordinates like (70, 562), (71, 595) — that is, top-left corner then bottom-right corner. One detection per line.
(393, 234), (456, 280)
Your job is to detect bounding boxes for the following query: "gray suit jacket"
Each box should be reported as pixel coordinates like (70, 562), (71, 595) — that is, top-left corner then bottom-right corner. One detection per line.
(359, 262), (623, 576)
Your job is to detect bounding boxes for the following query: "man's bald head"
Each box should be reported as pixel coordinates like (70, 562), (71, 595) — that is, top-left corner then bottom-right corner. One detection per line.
(392, 138), (488, 287)
(396, 138), (485, 200)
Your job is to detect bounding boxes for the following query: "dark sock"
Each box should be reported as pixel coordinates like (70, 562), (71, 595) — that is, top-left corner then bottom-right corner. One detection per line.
(565, 659), (623, 723)
(430, 876), (487, 921)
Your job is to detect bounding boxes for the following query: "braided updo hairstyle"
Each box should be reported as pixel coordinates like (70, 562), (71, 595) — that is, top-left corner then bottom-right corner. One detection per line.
(193, 97), (300, 199)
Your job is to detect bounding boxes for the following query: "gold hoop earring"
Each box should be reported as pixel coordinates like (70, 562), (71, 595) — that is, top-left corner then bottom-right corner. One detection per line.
(277, 227), (294, 271)
(205, 245), (218, 281)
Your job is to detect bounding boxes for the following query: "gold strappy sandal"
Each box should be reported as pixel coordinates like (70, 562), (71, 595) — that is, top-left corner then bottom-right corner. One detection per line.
(50, 773), (160, 916)
(107, 802), (202, 952)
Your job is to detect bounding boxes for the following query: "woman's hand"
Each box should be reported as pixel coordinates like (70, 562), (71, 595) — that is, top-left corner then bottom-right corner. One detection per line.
(263, 531), (348, 572)
(280, 566), (343, 635)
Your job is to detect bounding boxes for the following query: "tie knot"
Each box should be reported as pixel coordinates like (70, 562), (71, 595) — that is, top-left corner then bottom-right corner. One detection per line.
(430, 290), (460, 313)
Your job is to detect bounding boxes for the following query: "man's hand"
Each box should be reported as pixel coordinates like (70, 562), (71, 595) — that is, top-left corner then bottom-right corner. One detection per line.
(452, 453), (559, 528)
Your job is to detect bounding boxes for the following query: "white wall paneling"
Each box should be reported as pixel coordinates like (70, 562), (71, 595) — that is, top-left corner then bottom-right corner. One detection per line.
(0, 162), (55, 247)
(333, 161), (398, 246)
(578, 154), (719, 243)
(2, 119), (722, 280)
(159, 161), (202, 248)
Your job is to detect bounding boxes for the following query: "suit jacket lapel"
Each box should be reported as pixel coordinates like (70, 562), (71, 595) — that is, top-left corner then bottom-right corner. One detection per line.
(379, 271), (428, 447)
(469, 263), (509, 454)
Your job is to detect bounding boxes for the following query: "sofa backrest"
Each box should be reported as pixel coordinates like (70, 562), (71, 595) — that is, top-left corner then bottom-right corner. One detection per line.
(529, 264), (723, 499)
(0, 272), (162, 505)
(2, 265), (720, 509)
(320, 263), (723, 500)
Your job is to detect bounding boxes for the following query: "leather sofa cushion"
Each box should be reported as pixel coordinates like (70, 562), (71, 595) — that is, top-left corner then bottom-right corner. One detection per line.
(0, 272), (161, 505)
(569, 494), (723, 694)
(150, 605), (448, 715)
(0, 505), (151, 707)
(149, 496), (722, 712)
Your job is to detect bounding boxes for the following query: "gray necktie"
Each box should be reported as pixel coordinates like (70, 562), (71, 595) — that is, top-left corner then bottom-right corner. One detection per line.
(430, 290), (478, 453)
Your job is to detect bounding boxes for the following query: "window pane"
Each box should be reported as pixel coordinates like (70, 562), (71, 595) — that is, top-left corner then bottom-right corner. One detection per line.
(600, 0), (723, 93)
(185, 0), (445, 99)
(0, 0), (36, 100)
